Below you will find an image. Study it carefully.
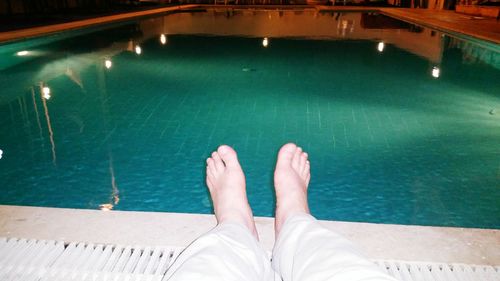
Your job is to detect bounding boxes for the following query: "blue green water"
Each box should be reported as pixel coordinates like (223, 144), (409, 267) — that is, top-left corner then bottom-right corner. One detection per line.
(0, 10), (499, 228)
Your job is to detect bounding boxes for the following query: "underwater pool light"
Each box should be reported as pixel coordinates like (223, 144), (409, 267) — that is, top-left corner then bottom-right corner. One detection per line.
(377, 42), (385, 52)
(105, 59), (112, 69)
(42, 86), (51, 100)
(262, 37), (269, 47)
(135, 45), (142, 55)
(16, 50), (29, 56)
(99, 203), (113, 211)
(160, 34), (167, 45)
(432, 66), (440, 78)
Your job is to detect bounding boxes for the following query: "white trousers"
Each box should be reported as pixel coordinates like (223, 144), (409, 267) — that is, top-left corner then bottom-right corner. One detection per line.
(164, 214), (397, 281)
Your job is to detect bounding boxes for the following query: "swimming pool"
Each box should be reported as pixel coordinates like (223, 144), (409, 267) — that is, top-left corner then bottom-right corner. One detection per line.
(0, 9), (499, 229)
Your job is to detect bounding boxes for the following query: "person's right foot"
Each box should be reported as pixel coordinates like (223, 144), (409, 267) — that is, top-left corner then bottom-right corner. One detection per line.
(206, 145), (258, 240)
(274, 143), (311, 236)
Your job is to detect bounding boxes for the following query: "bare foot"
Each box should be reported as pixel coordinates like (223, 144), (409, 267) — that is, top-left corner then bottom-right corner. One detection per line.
(274, 143), (311, 236)
(206, 145), (258, 239)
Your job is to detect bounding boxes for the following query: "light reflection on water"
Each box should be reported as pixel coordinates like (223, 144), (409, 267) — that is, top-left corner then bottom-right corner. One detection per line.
(0, 10), (498, 228)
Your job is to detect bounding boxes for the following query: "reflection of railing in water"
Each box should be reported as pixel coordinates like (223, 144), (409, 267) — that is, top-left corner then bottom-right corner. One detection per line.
(337, 14), (355, 36)
(96, 59), (121, 212)
(38, 83), (58, 167)
(99, 153), (121, 211)
(31, 88), (44, 145)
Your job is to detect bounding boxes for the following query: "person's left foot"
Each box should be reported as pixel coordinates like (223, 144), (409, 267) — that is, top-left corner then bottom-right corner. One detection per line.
(206, 145), (258, 239)
(274, 143), (311, 236)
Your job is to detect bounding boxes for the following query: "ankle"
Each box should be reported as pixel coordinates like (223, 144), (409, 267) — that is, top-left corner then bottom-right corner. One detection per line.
(217, 209), (257, 236)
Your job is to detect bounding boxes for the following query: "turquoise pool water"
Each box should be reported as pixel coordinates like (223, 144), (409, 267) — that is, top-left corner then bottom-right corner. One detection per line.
(0, 10), (499, 228)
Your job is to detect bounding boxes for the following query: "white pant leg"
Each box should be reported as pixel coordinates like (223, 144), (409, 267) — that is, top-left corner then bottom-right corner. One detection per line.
(164, 222), (274, 281)
(272, 214), (397, 281)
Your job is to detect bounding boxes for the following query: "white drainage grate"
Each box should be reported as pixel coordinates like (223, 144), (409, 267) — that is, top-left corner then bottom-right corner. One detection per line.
(0, 237), (182, 281)
(0, 237), (499, 281)
(375, 260), (500, 281)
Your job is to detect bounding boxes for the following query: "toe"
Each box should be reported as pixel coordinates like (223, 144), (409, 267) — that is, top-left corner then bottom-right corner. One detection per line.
(212, 151), (225, 172)
(302, 160), (310, 180)
(291, 146), (302, 170)
(299, 152), (307, 172)
(206, 167), (215, 188)
(279, 143), (297, 154)
(276, 143), (297, 169)
(206, 162), (216, 188)
(217, 145), (241, 169)
(207, 157), (217, 174)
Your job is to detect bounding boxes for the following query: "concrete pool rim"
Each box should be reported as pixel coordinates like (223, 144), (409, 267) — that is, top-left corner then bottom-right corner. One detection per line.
(0, 205), (498, 266)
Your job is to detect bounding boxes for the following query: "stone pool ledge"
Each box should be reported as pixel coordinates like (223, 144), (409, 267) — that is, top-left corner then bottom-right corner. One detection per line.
(0, 205), (498, 266)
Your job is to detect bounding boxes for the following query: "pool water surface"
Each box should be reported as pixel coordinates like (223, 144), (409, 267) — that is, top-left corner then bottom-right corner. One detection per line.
(0, 9), (499, 228)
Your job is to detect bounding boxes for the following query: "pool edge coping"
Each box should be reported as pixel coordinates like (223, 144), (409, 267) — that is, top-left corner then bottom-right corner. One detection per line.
(0, 205), (498, 265)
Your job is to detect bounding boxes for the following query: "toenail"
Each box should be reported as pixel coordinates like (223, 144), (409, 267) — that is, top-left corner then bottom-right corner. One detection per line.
(218, 145), (229, 154)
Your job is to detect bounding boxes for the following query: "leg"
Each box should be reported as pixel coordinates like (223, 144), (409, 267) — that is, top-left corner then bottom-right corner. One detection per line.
(272, 143), (397, 281)
(165, 145), (274, 281)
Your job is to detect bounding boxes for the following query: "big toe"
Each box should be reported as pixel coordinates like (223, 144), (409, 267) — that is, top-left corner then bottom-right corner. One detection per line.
(276, 143), (297, 168)
(217, 145), (240, 168)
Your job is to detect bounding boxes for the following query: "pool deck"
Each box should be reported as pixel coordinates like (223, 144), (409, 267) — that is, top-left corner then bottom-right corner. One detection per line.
(378, 8), (500, 45)
(0, 205), (499, 266)
(0, 5), (499, 44)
